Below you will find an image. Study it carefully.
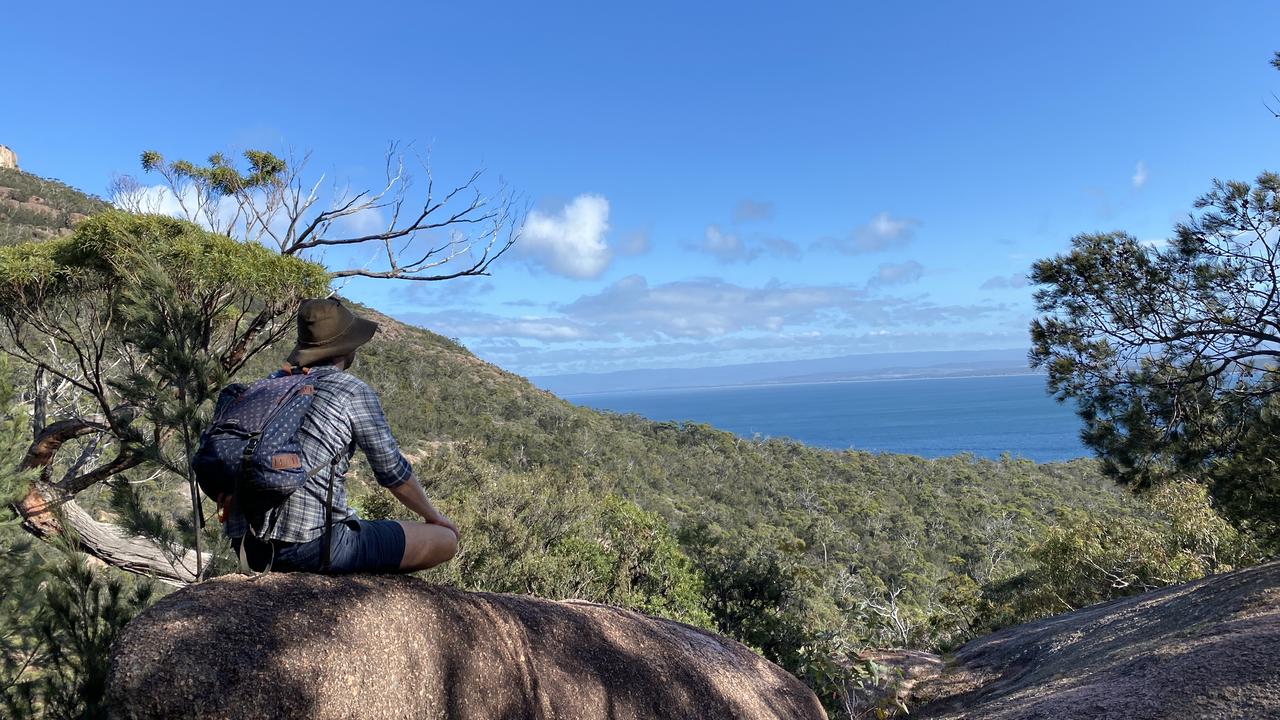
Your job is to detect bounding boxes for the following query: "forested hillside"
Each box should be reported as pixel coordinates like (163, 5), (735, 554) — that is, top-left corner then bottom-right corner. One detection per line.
(301, 307), (1241, 632)
(0, 167), (108, 245)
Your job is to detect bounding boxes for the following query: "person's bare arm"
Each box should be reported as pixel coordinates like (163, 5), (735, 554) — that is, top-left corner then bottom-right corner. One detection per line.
(345, 381), (459, 540)
(388, 475), (459, 538)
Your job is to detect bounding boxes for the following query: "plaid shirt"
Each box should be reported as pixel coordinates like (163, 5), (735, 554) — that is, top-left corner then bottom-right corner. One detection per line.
(222, 365), (414, 543)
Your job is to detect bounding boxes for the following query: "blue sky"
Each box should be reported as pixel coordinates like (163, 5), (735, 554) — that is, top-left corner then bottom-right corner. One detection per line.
(4, 2), (1279, 376)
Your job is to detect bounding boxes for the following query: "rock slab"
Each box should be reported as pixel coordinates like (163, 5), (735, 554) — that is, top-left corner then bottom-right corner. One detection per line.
(106, 573), (826, 719)
(916, 560), (1280, 720)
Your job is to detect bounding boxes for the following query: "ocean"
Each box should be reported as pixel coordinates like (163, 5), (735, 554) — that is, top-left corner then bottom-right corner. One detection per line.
(567, 373), (1090, 463)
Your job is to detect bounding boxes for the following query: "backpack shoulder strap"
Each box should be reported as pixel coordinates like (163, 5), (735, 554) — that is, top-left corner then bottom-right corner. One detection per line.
(319, 439), (358, 573)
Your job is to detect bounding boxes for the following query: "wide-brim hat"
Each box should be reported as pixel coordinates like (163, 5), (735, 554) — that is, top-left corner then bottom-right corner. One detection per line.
(286, 298), (379, 368)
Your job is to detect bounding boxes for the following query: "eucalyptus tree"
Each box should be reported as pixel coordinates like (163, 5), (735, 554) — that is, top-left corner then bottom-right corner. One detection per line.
(0, 211), (328, 583)
(112, 146), (521, 283)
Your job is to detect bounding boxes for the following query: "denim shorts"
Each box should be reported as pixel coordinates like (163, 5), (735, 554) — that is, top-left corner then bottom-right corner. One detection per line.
(233, 519), (406, 574)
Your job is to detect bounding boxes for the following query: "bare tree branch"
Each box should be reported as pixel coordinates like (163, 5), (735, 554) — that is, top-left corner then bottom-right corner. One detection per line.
(133, 145), (523, 284)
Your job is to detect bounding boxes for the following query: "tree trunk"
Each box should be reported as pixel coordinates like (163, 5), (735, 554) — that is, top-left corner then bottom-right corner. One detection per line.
(16, 486), (200, 585)
(14, 417), (201, 586)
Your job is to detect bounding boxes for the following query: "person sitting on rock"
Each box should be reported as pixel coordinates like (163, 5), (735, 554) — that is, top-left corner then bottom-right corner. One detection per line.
(225, 298), (459, 574)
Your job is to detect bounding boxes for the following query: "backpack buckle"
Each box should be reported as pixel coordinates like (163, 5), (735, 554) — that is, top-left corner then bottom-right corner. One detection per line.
(243, 436), (260, 457)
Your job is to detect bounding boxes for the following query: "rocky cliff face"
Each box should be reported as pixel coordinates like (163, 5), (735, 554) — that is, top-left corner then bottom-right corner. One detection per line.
(0, 145), (16, 170)
(106, 573), (827, 720)
(899, 560), (1280, 720)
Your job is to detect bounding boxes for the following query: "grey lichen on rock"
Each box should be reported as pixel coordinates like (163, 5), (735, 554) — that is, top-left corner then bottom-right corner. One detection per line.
(106, 573), (827, 720)
(0, 145), (17, 170)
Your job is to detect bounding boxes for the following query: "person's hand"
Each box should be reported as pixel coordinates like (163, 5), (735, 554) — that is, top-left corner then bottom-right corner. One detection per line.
(426, 509), (459, 540)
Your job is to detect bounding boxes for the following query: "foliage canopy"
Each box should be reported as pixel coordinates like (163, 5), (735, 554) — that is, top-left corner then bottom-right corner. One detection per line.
(1030, 173), (1280, 544)
(1, 211), (328, 583)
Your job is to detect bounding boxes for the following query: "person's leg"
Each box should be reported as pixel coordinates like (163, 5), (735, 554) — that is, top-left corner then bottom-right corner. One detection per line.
(323, 519), (399, 574)
(397, 521), (458, 572)
(311, 519), (455, 574)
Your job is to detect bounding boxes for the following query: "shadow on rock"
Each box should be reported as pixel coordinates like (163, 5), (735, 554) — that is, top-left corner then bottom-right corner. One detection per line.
(106, 573), (826, 720)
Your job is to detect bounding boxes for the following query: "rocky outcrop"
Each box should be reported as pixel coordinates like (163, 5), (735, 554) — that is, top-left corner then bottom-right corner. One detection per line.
(913, 560), (1280, 719)
(106, 573), (826, 720)
(0, 162), (108, 244)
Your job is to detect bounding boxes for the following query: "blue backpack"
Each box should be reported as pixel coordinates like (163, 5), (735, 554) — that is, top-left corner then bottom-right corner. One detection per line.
(193, 370), (343, 564)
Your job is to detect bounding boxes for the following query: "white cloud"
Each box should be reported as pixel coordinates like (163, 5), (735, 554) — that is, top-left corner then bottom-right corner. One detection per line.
(762, 236), (801, 258)
(399, 310), (599, 343)
(869, 260), (924, 287)
(332, 205), (386, 237)
(508, 320), (593, 341)
(691, 225), (800, 263)
(980, 273), (1029, 290)
(1132, 160), (1148, 189)
(400, 275), (1013, 375)
(817, 211), (920, 254)
(559, 275), (999, 340)
(519, 194), (611, 279)
(403, 277), (494, 308)
(401, 275), (1008, 373)
(113, 183), (234, 227)
(698, 224), (758, 263)
(111, 182), (289, 244)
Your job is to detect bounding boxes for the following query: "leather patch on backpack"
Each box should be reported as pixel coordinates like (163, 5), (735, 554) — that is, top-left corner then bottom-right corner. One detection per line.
(299, 385), (315, 395)
(271, 453), (302, 470)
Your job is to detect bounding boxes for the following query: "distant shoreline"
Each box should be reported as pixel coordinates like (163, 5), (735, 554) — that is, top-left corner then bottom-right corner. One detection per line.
(562, 370), (1045, 399)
